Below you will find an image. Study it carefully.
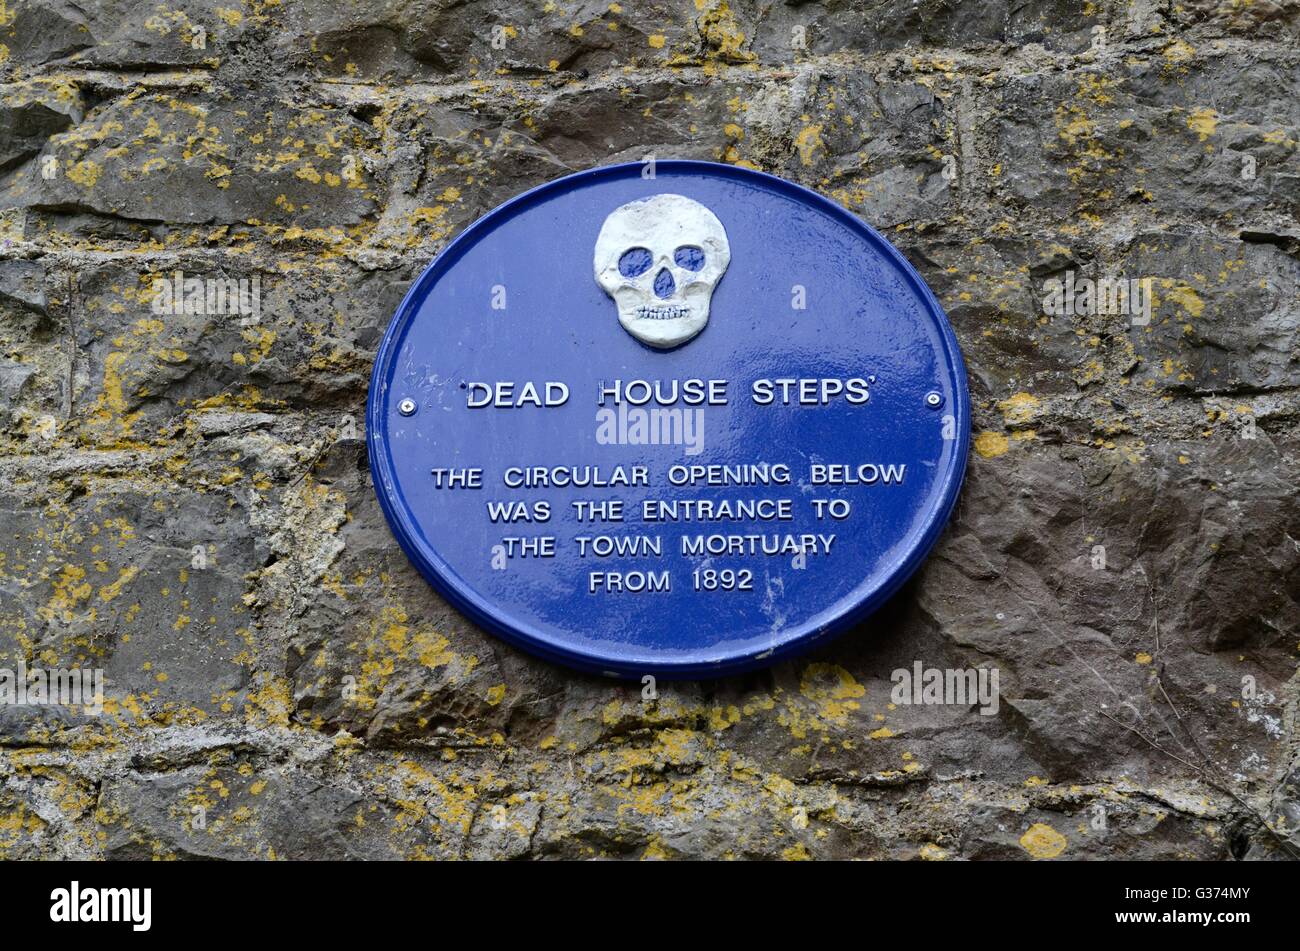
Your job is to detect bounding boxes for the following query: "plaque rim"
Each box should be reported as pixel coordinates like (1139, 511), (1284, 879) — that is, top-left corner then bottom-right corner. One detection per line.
(367, 159), (971, 679)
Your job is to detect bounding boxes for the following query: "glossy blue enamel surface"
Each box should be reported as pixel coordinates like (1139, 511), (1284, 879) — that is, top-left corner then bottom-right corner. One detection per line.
(367, 161), (969, 679)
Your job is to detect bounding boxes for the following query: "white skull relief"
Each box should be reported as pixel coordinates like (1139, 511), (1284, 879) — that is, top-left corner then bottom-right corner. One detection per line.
(593, 194), (730, 349)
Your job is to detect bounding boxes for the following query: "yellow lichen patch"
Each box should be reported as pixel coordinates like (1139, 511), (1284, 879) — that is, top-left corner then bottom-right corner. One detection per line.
(997, 392), (1041, 427)
(641, 837), (671, 860)
(779, 663), (865, 738)
(1049, 74), (1123, 187)
(386, 759), (483, 838)
(708, 704), (741, 730)
(697, 0), (753, 62)
(39, 564), (92, 623)
(66, 160), (102, 188)
(1056, 109), (1095, 148)
(238, 326), (276, 364)
(1186, 107), (1217, 141)
(0, 805), (45, 855)
(1020, 822), (1067, 859)
(243, 676), (292, 728)
(346, 602), (479, 712)
(1135, 651), (1153, 665)
(97, 566), (139, 603)
(1162, 282), (1204, 318)
(85, 350), (145, 445)
(795, 123), (824, 166)
(974, 431), (1009, 458)
(647, 33), (666, 49)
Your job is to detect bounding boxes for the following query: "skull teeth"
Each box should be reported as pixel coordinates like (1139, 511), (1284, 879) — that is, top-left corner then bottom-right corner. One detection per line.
(634, 305), (691, 320)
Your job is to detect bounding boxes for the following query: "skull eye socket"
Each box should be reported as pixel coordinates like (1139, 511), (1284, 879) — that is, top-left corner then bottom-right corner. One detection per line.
(673, 246), (706, 271)
(618, 247), (653, 278)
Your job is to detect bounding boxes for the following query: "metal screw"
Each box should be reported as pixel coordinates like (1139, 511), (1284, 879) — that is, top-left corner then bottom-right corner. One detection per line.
(925, 392), (943, 409)
(398, 398), (417, 416)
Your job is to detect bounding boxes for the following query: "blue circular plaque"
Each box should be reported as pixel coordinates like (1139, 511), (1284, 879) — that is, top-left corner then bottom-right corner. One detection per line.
(368, 161), (969, 679)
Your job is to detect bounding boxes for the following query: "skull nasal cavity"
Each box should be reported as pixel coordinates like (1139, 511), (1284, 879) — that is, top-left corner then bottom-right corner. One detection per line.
(653, 268), (676, 299)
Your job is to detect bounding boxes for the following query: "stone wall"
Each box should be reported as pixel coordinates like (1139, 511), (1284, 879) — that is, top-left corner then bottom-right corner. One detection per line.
(0, 0), (1297, 860)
